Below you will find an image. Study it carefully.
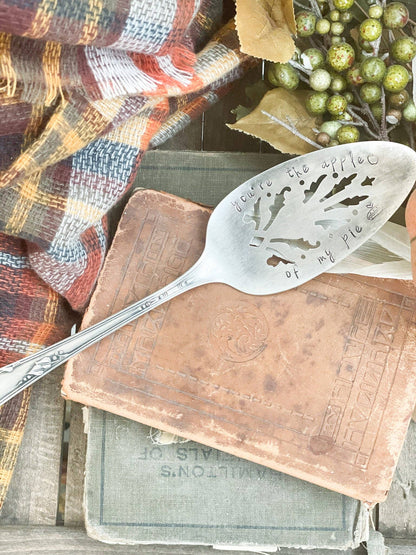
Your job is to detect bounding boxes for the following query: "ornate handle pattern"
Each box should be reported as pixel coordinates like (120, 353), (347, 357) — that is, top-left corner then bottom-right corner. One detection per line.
(0, 259), (211, 406)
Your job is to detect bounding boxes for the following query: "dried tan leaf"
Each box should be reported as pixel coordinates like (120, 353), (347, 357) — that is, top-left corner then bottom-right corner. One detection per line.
(228, 88), (318, 155)
(236, 0), (296, 63)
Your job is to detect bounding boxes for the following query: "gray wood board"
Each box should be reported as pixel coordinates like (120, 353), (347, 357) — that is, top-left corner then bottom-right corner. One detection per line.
(134, 149), (288, 206)
(379, 421), (416, 539)
(202, 66), (263, 152)
(0, 368), (65, 525)
(159, 116), (203, 151)
(64, 402), (87, 527)
(0, 526), (367, 554)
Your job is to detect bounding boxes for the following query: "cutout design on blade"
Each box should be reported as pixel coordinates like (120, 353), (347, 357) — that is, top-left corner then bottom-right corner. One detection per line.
(244, 171), (376, 267)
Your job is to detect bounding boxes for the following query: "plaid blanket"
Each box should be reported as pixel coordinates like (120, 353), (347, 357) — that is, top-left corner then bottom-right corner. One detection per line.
(0, 0), (255, 509)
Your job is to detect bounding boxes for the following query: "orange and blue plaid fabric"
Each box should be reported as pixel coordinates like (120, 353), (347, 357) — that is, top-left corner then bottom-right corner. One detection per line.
(0, 0), (255, 508)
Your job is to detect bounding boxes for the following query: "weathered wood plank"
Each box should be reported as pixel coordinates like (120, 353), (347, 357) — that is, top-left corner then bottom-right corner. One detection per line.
(379, 421), (416, 539)
(159, 116), (203, 151)
(0, 368), (65, 525)
(0, 526), (367, 554)
(203, 66), (263, 152)
(64, 402), (87, 527)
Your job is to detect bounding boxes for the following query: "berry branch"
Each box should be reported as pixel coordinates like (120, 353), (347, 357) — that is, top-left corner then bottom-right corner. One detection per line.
(264, 0), (416, 148)
(380, 87), (388, 140)
(261, 110), (324, 149)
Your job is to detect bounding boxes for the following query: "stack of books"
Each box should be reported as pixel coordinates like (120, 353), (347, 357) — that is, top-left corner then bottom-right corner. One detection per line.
(62, 151), (416, 550)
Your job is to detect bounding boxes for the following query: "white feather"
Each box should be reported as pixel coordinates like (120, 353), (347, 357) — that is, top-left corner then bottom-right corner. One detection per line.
(330, 221), (412, 279)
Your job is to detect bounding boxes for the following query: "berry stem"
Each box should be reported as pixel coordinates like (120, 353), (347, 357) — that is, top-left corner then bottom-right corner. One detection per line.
(289, 59), (312, 76)
(336, 120), (364, 126)
(373, 35), (382, 57)
(308, 0), (322, 18)
(293, 0), (311, 10)
(386, 123), (400, 134)
(261, 110), (323, 149)
(354, 2), (370, 20)
(298, 73), (311, 84)
(380, 87), (389, 141)
(346, 107), (381, 139)
(351, 89), (381, 135)
(309, 36), (328, 52)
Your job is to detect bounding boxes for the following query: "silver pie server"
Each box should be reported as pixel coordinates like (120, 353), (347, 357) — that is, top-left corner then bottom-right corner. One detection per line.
(0, 141), (415, 406)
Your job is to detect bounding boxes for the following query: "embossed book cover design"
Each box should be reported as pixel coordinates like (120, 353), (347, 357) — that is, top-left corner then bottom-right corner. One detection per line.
(62, 189), (416, 504)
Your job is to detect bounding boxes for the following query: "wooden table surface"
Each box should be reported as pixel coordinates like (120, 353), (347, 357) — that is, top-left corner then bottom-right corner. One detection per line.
(0, 41), (415, 555)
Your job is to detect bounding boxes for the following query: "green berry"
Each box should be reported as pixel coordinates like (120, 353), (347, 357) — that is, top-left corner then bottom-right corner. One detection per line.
(331, 36), (343, 45)
(331, 21), (344, 35)
(333, 0), (354, 10)
(296, 11), (316, 36)
(330, 74), (347, 92)
(360, 56), (386, 82)
(359, 18), (383, 41)
(316, 18), (331, 34)
(389, 89), (409, 108)
(309, 68), (332, 91)
(382, 2), (409, 29)
(383, 64), (410, 92)
(267, 66), (280, 87)
(336, 125), (360, 143)
(368, 4), (383, 18)
(391, 37), (416, 63)
(305, 91), (330, 114)
(359, 37), (375, 53)
(327, 43), (355, 71)
(370, 101), (383, 121)
(340, 11), (353, 23)
(327, 94), (348, 115)
(319, 120), (342, 139)
(332, 111), (353, 121)
(329, 9), (340, 21)
(346, 65), (365, 86)
(343, 91), (354, 103)
(268, 63), (299, 89)
(403, 100), (416, 122)
(302, 48), (325, 70)
(360, 82), (382, 103)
